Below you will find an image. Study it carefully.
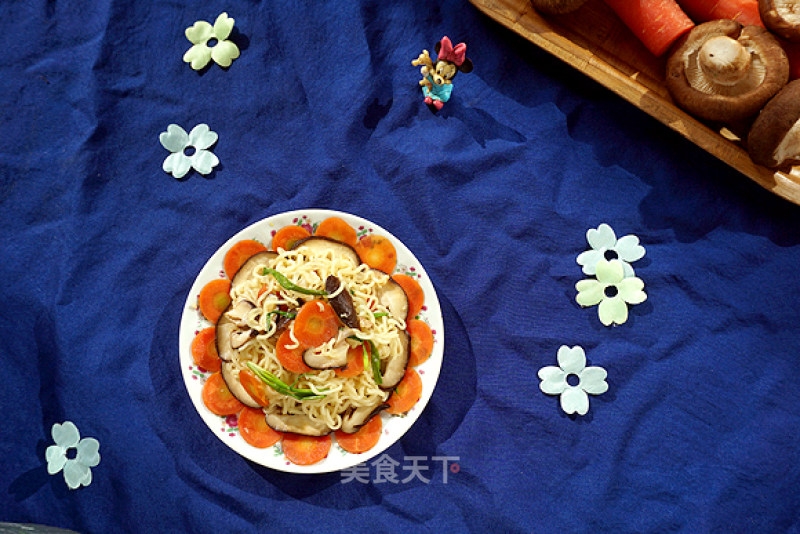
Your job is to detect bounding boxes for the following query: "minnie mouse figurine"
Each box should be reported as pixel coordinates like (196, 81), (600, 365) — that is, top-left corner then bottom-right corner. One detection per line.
(412, 36), (473, 110)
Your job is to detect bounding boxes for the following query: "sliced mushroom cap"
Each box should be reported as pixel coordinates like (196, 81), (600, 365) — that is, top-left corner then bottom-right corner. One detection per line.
(340, 403), (389, 434)
(291, 236), (360, 265)
(231, 251), (277, 294)
(379, 330), (410, 390)
(325, 275), (361, 329)
(215, 303), (239, 362)
(302, 327), (354, 370)
(220, 362), (261, 408)
(265, 409), (331, 436)
(373, 269), (409, 320)
(748, 79), (800, 167)
(666, 20), (789, 121)
(759, 0), (800, 42)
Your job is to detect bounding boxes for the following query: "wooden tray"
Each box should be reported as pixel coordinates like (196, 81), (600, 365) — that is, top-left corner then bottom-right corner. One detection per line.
(470, 0), (800, 206)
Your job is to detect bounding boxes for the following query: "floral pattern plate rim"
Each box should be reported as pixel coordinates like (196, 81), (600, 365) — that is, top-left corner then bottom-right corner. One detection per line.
(178, 209), (444, 474)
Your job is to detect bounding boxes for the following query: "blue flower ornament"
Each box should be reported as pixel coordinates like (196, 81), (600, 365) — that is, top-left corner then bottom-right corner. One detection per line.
(45, 421), (100, 489)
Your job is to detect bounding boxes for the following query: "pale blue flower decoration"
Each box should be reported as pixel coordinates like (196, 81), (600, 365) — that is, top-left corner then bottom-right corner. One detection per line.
(45, 421), (100, 490)
(160, 124), (219, 178)
(577, 223), (645, 278)
(538, 345), (608, 416)
(576, 259), (647, 326)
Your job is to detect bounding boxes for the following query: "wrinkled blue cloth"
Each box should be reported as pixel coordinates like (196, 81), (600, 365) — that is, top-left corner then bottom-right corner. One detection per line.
(2, 0), (800, 532)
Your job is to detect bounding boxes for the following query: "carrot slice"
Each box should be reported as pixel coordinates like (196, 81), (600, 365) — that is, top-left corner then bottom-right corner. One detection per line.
(392, 274), (424, 320)
(239, 369), (270, 407)
(355, 234), (397, 274)
(314, 217), (357, 247)
(293, 300), (339, 347)
(334, 344), (365, 378)
(603, 0), (695, 57)
(272, 225), (311, 252)
(407, 319), (434, 367)
(190, 327), (221, 372)
(275, 329), (312, 373)
(239, 407), (282, 448)
(198, 279), (231, 324)
(386, 368), (423, 414)
(282, 433), (332, 465)
(202, 372), (246, 416)
(334, 414), (382, 454)
(223, 239), (268, 279)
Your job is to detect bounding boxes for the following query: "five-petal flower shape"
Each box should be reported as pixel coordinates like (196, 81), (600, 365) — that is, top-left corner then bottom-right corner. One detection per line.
(183, 13), (241, 70)
(538, 345), (608, 415)
(45, 421), (100, 490)
(577, 223), (645, 278)
(576, 259), (647, 326)
(160, 124), (219, 179)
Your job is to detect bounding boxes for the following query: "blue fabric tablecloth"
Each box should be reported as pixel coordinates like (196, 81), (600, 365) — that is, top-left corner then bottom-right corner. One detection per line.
(2, 0), (800, 532)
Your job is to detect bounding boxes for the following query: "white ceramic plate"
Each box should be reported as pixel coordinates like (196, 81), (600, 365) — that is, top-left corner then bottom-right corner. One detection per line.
(178, 209), (444, 473)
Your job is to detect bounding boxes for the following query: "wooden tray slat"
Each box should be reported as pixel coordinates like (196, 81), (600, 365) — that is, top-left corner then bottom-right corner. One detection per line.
(471, 0), (800, 205)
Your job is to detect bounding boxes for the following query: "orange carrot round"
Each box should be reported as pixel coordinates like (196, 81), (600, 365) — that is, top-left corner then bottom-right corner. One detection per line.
(293, 300), (339, 347)
(239, 407), (282, 448)
(275, 329), (312, 373)
(407, 319), (434, 367)
(223, 239), (268, 279)
(392, 274), (424, 320)
(334, 344), (365, 378)
(355, 234), (397, 274)
(272, 225), (311, 252)
(202, 372), (246, 416)
(314, 217), (358, 247)
(239, 369), (271, 407)
(335, 414), (382, 454)
(191, 327), (221, 372)
(386, 368), (422, 415)
(282, 433), (332, 465)
(198, 279), (231, 324)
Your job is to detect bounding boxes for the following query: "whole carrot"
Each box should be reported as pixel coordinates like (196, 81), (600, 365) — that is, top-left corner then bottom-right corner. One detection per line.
(603, 0), (695, 56)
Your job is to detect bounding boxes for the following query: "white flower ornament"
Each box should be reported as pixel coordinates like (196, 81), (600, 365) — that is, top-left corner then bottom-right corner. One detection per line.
(45, 421), (100, 490)
(160, 124), (219, 178)
(539, 345), (608, 415)
(577, 223), (645, 278)
(576, 259), (647, 326)
(183, 12), (241, 70)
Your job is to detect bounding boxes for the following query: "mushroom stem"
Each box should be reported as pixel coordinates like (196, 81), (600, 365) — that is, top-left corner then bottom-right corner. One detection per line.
(699, 35), (752, 86)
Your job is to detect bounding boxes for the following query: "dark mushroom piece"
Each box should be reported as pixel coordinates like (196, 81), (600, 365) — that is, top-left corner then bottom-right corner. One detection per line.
(325, 275), (360, 329)
(215, 303), (239, 362)
(748, 79), (800, 167)
(759, 0), (800, 42)
(220, 362), (262, 408)
(290, 236), (360, 265)
(264, 409), (331, 436)
(379, 330), (410, 390)
(666, 20), (789, 122)
(339, 403), (389, 434)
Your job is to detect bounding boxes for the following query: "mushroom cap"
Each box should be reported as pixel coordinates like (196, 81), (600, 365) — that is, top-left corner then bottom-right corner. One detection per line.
(748, 79), (800, 167)
(666, 20), (789, 122)
(759, 0), (800, 42)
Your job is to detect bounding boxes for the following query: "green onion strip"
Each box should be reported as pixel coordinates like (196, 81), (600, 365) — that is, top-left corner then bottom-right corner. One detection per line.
(246, 362), (327, 401)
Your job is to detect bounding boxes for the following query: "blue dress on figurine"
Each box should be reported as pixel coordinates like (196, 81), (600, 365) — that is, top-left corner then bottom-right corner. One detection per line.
(422, 75), (453, 103)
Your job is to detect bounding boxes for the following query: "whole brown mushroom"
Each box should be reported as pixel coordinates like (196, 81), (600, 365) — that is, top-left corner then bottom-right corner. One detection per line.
(747, 79), (800, 168)
(759, 0), (800, 42)
(666, 20), (789, 122)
